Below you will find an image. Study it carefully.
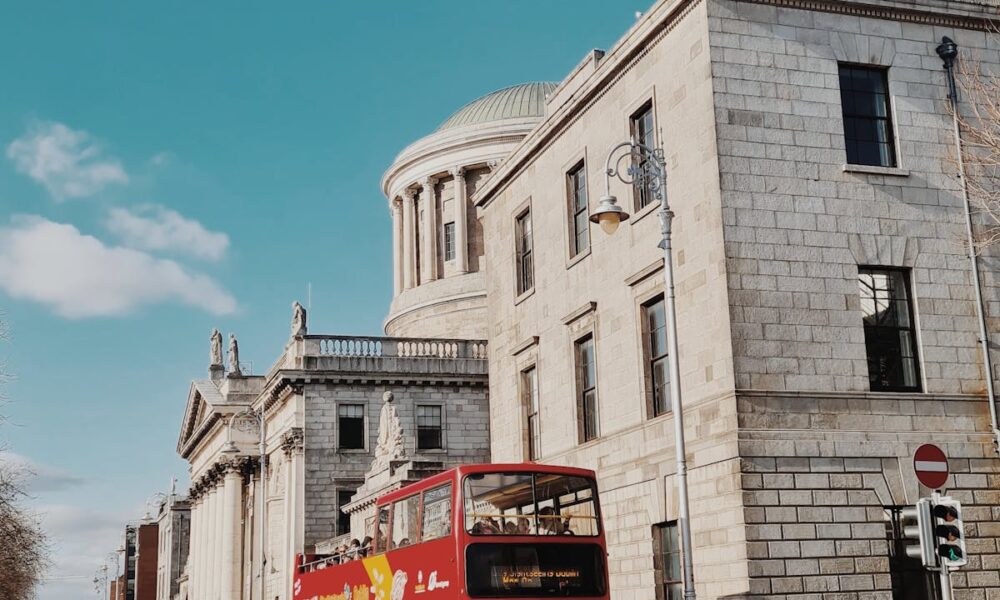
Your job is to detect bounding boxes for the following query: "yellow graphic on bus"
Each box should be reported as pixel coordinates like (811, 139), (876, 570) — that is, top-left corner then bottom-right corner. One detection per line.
(363, 555), (393, 600)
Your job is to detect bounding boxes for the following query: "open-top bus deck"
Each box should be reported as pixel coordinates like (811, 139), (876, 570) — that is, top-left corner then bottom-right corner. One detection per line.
(294, 463), (609, 600)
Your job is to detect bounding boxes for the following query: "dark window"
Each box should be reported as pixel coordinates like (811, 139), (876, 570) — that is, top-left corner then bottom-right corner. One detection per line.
(859, 268), (921, 391)
(630, 101), (657, 210)
(839, 65), (896, 167)
(337, 489), (354, 536)
(338, 404), (365, 449)
(575, 335), (598, 442)
(643, 296), (670, 416)
(444, 222), (456, 261)
(465, 543), (607, 597)
(522, 366), (540, 461)
(516, 210), (533, 295)
(417, 405), (443, 450)
(886, 507), (937, 599)
(654, 522), (683, 600)
(567, 162), (590, 257)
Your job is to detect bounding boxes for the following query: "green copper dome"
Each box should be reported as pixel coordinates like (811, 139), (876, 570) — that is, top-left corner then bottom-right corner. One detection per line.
(436, 82), (558, 131)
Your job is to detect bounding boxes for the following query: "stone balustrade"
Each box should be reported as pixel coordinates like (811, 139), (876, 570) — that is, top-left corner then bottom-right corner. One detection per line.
(266, 335), (488, 380)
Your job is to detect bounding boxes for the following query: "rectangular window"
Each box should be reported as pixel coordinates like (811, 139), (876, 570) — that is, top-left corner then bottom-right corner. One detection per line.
(421, 483), (453, 542)
(630, 101), (657, 210)
(567, 162), (590, 257)
(337, 404), (365, 449)
(839, 65), (896, 167)
(575, 335), (598, 442)
(654, 522), (683, 600)
(416, 405), (443, 450)
(643, 296), (670, 416)
(521, 366), (540, 461)
(859, 268), (920, 392)
(337, 489), (354, 536)
(516, 210), (534, 295)
(444, 221), (456, 261)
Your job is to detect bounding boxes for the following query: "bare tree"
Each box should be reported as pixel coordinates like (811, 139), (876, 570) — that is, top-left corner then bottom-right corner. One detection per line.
(955, 53), (1000, 253)
(0, 315), (49, 600)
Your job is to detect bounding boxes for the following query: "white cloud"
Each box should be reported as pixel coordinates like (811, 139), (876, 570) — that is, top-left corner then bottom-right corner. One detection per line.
(0, 216), (237, 318)
(0, 452), (87, 494)
(106, 205), (230, 261)
(6, 121), (128, 200)
(34, 504), (125, 600)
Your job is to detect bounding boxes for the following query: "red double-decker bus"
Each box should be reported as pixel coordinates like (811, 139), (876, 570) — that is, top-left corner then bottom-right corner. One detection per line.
(294, 463), (608, 600)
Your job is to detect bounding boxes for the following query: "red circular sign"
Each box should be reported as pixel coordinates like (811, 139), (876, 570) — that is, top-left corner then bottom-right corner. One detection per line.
(913, 443), (949, 489)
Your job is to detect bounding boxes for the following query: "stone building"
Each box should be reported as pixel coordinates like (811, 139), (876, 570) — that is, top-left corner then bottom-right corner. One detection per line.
(154, 493), (190, 600)
(471, 0), (1000, 598)
(175, 238), (491, 597)
(122, 522), (159, 600)
(382, 81), (556, 339)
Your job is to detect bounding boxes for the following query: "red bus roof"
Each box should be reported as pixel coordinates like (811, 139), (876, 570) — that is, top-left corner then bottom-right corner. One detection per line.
(376, 462), (597, 506)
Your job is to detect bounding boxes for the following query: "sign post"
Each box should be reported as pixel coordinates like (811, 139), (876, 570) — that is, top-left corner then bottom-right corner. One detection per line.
(913, 444), (953, 600)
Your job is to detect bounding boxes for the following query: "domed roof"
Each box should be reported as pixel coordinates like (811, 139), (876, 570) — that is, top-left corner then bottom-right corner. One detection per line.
(436, 82), (558, 131)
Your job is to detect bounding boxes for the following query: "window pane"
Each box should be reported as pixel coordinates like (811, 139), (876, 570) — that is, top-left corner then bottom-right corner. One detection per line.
(375, 506), (390, 552)
(391, 495), (420, 548)
(652, 358), (670, 416)
(338, 404), (365, 449)
(516, 211), (534, 294)
(582, 390), (597, 441)
(444, 222), (456, 261)
(417, 405), (443, 450)
(858, 268), (920, 391)
(839, 65), (895, 167)
(421, 484), (453, 541)
(337, 490), (354, 536)
(464, 473), (600, 537)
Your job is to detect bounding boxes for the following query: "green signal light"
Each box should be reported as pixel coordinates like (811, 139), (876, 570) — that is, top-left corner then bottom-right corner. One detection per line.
(938, 545), (963, 561)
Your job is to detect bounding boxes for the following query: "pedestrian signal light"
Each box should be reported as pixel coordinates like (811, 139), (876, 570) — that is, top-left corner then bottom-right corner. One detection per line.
(931, 498), (966, 568)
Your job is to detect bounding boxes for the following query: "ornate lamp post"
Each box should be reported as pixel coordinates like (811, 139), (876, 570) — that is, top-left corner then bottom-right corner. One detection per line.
(222, 407), (267, 599)
(591, 139), (696, 600)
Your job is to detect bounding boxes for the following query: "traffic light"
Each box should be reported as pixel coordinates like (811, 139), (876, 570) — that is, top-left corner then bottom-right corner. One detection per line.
(931, 497), (966, 568)
(901, 499), (936, 568)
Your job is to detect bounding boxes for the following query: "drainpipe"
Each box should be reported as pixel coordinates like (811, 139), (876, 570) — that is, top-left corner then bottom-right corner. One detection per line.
(936, 36), (1000, 455)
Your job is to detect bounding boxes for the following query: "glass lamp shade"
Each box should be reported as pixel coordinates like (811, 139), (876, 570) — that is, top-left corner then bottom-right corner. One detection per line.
(598, 212), (621, 235)
(590, 194), (630, 235)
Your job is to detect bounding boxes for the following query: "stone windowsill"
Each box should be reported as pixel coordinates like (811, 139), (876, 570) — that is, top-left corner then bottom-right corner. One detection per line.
(629, 199), (661, 225)
(566, 247), (591, 270)
(842, 163), (910, 177)
(514, 287), (535, 307)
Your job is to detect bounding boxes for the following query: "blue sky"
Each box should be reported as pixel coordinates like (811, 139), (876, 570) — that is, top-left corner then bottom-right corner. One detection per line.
(0, 2), (638, 597)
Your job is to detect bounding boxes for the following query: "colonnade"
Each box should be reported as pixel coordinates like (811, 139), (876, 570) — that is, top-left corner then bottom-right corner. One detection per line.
(390, 165), (477, 296)
(186, 428), (304, 600)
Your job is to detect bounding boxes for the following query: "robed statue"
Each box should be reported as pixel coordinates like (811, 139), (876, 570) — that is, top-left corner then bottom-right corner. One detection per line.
(210, 328), (223, 367)
(291, 301), (307, 337)
(369, 391), (406, 474)
(228, 333), (242, 376)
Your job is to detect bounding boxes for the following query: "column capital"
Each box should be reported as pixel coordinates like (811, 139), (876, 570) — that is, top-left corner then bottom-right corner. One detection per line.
(390, 197), (402, 213)
(486, 159), (500, 170)
(421, 176), (435, 190)
(403, 188), (418, 201)
(450, 166), (466, 180)
(281, 427), (305, 456)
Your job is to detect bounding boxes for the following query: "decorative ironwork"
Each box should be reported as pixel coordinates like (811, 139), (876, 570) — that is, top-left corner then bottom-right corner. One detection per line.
(605, 141), (667, 204)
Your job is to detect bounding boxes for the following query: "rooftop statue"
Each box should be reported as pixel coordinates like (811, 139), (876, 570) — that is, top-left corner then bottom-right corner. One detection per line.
(210, 328), (223, 367)
(228, 333), (242, 377)
(291, 301), (307, 337)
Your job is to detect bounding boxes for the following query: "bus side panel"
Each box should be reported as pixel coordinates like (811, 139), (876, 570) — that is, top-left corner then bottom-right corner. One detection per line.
(381, 537), (460, 600)
(294, 558), (370, 600)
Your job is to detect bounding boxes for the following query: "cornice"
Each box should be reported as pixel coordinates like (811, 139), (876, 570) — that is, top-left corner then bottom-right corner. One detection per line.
(743, 0), (999, 29)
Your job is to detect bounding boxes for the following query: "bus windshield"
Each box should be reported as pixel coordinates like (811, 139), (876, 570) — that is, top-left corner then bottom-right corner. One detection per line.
(464, 472), (599, 536)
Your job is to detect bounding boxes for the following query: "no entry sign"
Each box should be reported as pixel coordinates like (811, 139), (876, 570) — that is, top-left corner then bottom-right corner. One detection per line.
(913, 443), (949, 489)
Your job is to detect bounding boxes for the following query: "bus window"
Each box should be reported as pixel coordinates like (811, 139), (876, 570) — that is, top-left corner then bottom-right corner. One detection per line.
(421, 483), (453, 541)
(535, 474), (599, 536)
(464, 472), (599, 536)
(375, 506), (390, 553)
(465, 473), (534, 535)
(392, 495), (419, 548)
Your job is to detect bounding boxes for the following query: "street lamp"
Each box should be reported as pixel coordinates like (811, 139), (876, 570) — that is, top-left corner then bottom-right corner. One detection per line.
(593, 139), (696, 600)
(222, 407), (267, 599)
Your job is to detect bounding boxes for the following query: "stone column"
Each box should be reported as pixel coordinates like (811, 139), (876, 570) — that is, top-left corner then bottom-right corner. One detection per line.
(391, 199), (403, 296)
(421, 177), (439, 283)
(206, 486), (218, 600)
(222, 464), (242, 600)
(402, 190), (416, 289)
(451, 167), (469, 273)
(188, 496), (199, 600)
(282, 429), (304, 600)
(195, 495), (206, 600)
(213, 485), (224, 600)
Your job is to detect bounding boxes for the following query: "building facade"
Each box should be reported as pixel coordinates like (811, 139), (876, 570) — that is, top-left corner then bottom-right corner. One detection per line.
(176, 318), (490, 600)
(473, 0), (1000, 598)
(381, 82), (555, 339)
(155, 494), (190, 600)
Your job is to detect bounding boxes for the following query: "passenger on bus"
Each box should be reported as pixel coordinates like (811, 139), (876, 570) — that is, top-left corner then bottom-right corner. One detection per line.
(516, 517), (532, 535)
(361, 536), (373, 557)
(399, 537), (411, 547)
(503, 521), (518, 535)
(472, 517), (501, 534)
(538, 507), (565, 534)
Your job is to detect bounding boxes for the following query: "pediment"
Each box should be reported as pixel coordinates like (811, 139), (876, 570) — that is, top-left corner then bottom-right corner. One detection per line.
(176, 379), (224, 454)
